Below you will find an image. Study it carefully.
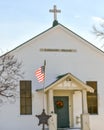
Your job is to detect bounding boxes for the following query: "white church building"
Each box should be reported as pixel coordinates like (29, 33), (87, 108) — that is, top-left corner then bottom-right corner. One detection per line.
(0, 5), (104, 130)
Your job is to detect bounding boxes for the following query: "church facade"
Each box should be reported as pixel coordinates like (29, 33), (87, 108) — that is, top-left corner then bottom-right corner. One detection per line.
(0, 22), (104, 130)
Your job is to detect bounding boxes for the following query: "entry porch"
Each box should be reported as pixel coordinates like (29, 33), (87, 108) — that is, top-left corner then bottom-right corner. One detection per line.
(37, 73), (94, 130)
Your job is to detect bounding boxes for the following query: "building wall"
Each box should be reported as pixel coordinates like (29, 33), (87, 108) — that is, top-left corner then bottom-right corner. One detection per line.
(0, 92), (44, 130)
(0, 25), (104, 130)
(90, 115), (104, 130)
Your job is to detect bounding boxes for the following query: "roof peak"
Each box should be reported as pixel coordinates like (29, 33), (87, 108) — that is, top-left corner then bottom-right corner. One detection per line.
(52, 20), (59, 27)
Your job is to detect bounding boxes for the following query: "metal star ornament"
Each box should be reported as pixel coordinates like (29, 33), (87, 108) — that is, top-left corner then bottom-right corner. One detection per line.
(36, 109), (51, 126)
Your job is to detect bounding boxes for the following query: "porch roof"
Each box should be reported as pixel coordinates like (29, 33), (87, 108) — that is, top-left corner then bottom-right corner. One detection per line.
(36, 73), (94, 93)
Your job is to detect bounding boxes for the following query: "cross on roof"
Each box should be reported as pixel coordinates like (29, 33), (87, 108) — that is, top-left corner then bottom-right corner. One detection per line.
(49, 5), (61, 21)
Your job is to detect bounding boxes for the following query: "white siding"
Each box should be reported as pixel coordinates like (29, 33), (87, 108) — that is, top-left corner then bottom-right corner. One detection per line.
(0, 25), (104, 130)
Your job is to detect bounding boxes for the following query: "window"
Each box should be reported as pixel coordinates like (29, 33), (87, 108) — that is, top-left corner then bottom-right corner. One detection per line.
(86, 81), (98, 114)
(20, 80), (32, 115)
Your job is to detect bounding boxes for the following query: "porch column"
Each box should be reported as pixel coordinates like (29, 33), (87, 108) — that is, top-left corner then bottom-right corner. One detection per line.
(48, 89), (54, 113)
(82, 90), (88, 114)
(81, 90), (90, 130)
(48, 90), (57, 130)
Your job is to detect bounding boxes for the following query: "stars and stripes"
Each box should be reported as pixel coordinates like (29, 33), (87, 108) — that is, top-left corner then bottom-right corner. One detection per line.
(35, 66), (45, 82)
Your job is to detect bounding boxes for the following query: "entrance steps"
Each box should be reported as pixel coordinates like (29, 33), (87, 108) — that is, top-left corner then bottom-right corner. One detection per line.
(45, 128), (81, 130)
(57, 128), (81, 130)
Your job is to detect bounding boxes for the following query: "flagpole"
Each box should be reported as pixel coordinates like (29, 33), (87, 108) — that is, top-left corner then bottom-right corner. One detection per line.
(43, 60), (46, 110)
(36, 60), (51, 130)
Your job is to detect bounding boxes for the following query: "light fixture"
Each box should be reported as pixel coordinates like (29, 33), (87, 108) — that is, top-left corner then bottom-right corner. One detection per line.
(65, 77), (72, 87)
(66, 77), (71, 82)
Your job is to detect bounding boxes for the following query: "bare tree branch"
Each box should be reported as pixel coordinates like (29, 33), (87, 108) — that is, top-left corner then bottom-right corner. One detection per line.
(92, 17), (104, 42)
(0, 53), (23, 104)
(93, 25), (104, 39)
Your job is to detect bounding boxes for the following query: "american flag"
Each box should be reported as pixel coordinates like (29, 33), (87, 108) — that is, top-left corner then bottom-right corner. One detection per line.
(35, 66), (45, 82)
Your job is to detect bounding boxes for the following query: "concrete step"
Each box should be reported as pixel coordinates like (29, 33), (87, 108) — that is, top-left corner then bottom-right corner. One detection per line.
(45, 128), (81, 130)
(57, 128), (81, 130)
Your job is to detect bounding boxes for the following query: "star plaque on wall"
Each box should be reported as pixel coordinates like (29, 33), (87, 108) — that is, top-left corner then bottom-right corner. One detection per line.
(36, 109), (51, 129)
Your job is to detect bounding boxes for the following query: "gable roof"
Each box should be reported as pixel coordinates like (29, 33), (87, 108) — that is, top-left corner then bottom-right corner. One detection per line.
(1, 23), (104, 57)
(36, 73), (94, 93)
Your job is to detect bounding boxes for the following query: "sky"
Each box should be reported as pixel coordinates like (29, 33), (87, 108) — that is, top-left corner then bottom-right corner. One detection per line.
(0, 0), (104, 55)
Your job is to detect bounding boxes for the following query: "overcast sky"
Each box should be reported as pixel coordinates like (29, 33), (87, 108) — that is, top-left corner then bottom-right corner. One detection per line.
(0, 0), (104, 54)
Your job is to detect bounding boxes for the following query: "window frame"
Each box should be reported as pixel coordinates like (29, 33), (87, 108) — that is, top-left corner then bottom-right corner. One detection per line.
(20, 80), (32, 115)
(86, 81), (98, 115)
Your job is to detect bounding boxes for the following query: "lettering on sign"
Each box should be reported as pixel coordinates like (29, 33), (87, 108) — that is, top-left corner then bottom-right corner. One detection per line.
(40, 48), (77, 52)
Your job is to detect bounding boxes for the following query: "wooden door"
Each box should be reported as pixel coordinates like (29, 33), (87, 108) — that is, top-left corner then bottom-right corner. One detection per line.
(54, 96), (69, 128)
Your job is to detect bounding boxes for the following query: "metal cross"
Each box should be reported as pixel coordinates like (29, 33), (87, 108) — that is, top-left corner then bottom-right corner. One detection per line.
(49, 5), (61, 21)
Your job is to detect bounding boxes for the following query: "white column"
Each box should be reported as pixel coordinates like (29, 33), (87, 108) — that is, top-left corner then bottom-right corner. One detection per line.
(48, 89), (54, 113)
(48, 89), (57, 130)
(82, 90), (88, 114)
(81, 90), (90, 130)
